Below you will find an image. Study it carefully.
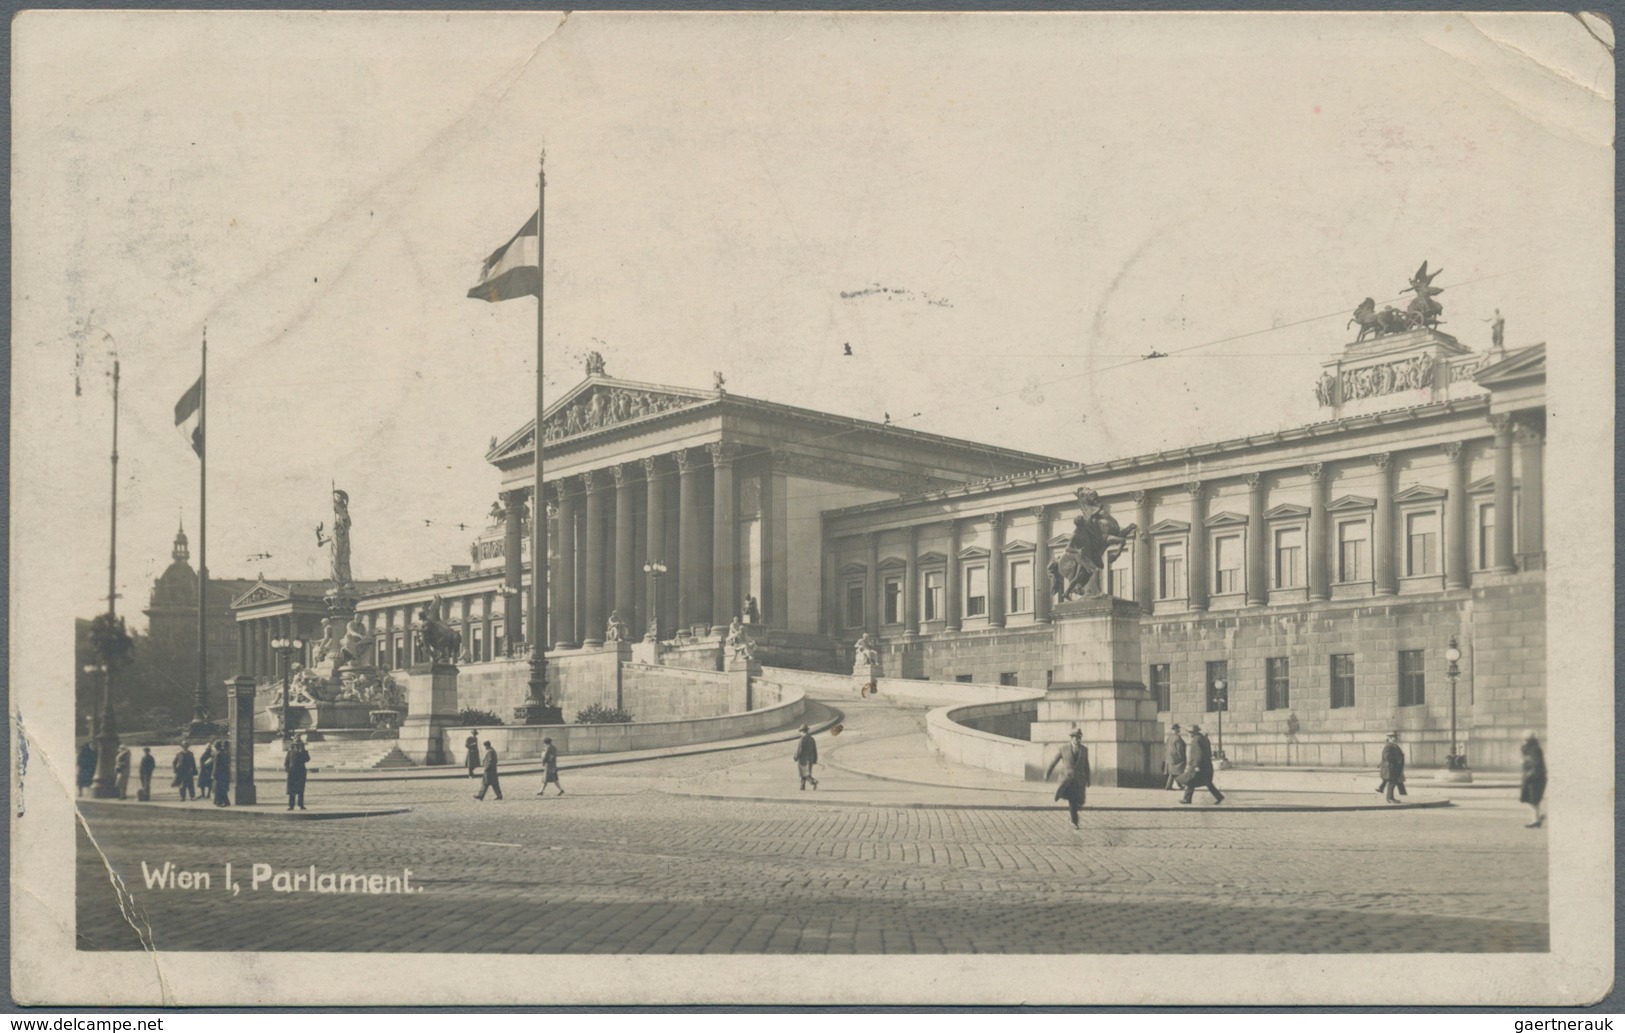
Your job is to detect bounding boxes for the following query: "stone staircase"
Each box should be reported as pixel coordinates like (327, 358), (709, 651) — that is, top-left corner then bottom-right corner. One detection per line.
(255, 738), (416, 771)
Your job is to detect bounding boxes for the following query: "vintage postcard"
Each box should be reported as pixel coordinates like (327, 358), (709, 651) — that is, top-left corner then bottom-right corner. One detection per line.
(10, 10), (1614, 1007)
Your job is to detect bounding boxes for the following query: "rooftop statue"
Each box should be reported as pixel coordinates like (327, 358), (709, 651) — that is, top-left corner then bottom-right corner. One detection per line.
(1347, 261), (1446, 342)
(585, 350), (607, 377)
(314, 488), (354, 585)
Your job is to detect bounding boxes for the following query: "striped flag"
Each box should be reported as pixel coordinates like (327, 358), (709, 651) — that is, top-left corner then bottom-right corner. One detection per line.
(174, 377), (203, 457)
(467, 213), (540, 302)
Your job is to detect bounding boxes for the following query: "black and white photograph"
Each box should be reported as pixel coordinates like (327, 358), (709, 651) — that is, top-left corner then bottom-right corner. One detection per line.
(9, 10), (1614, 1007)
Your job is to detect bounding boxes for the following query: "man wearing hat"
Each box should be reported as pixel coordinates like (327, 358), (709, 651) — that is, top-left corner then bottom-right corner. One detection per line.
(794, 725), (819, 790)
(1179, 724), (1224, 805)
(1162, 723), (1187, 791)
(1378, 731), (1406, 804)
(1045, 728), (1092, 829)
(535, 736), (563, 797)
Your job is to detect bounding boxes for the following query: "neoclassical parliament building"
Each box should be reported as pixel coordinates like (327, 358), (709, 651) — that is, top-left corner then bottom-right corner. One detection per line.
(229, 323), (1547, 770)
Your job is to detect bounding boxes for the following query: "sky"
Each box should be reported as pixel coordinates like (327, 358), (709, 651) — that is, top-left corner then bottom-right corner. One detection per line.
(11, 11), (1613, 629)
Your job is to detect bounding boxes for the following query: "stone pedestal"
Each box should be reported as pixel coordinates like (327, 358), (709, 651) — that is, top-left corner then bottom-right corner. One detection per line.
(226, 676), (258, 805)
(1028, 595), (1162, 787)
(726, 656), (761, 713)
(399, 663), (459, 765)
(853, 660), (883, 681)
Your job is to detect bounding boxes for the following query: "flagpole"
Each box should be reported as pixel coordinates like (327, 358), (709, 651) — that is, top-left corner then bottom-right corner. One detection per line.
(195, 327), (209, 729)
(525, 147), (550, 719)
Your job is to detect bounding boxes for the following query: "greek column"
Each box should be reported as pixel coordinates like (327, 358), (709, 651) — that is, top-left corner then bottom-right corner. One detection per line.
(1373, 453), (1396, 596)
(675, 449), (701, 630)
(708, 442), (740, 632)
(642, 456), (667, 638)
(554, 480), (579, 649)
(1515, 419), (1544, 567)
(987, 513), (1006, 627)
(1245, 473), (1267, 606)
(1134, 490), (1154, 614)
(1444, 442), (1468, 589)
(903, 524), (920, 639)
(945, 520), (963, 633)
(1031, 506), (1052, 622)
(613, 463), (637, 631)
(1186, 482), (1208, 611)
(1307, 463), (1329, 602)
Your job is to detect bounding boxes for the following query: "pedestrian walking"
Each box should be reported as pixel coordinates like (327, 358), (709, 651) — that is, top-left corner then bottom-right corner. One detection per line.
(1378, 731), (1407, 804)
(1519, 731), (1546, 828)
(1045, 729), (1091, 829)
(1162, 723), (1186, 790)
(137, 747), (156, 801)
(172, 741), (198, 801)
(197, 741), (215, 800)
(212, 740), (232, 807)
(464, 730), (481, 779)
(1179, 724), (1225, 805)
(535, 737), (563, 797)
(285, 736), (310, 810)
(75, 742), (97, 798)
(113, 745), (132, 800)
(794, 724), (819, 790)
(474, 740), (502, 801)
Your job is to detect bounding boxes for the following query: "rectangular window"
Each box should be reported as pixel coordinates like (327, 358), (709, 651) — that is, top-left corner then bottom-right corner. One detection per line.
(1406, 511), (1440, 576)
(1477, 502), (1495, 570)
(1330, 654), (1355, 709)
(1398, 649), (1426, 707)
(1338, 519), (1370, 582)
(923, 570), (944, 621)
(1008, 560), (1031, 613)
(844, 580), (865, 629)
(965, 565), (988, 617)
(1266, 656), (1290, 711)
(1213, 534), (1242, 595)
(1206, 660), (1229, 713)
(1274, 527), (1304, 588)
(1158, 541), (1186, 600)
(471, 627), (484, 662)
(998, 672), (1018, 687)
(955, 674), (973, 683)
(1148, 663), (1171, 712)
(883, 576), (903, 625)
(1108, 546), (1134, 601)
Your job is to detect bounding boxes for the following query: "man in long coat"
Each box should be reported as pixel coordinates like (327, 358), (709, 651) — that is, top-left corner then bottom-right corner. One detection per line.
(76, 742), (97, 798)
(285, 736), (311, 810)
(474, 741), (503, 801)
(535, 737), (563, 797)
(1378, 732), (1406, 804)
(794, 725), (819, 790)
(1046, 728), (1092, 828)
(1179, 724), (1224, 805)
(137, 747), (156, 801)
(1162, 724), (1187, 791)
(172, 742), (198, 801)
(113, 745), (132, 800)
(464, 730), (482, 779)
(212, 740), (232, 807)
(197, 741), (214, 799)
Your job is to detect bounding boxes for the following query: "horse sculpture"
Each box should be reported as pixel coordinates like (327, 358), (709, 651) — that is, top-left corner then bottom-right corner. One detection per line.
(1348, 298), (1415, 342)
(413, 596), (463, 665)
(1048, 489), (1137, 603)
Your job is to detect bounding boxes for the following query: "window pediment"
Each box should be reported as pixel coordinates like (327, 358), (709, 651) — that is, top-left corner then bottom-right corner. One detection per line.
(1148, 519), (1191, 536)
(1002, 538), (1036, 555)
(958, 546), (991, 561)
(1467, 476), (1516, 495)
(839, 562), (868, 576)
(917, 551), (947, 566)
(1204, 511), (1248, 528)
(877, 556), (906, 571)
(1328, 494), (1376, 512)
(1265, 503), (1310, 521)
(1394, 484), (1447, 505)
(1048, 534), (1072, 549)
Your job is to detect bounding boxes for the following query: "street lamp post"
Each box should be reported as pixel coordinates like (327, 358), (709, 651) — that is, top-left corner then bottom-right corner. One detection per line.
(1211, 677), (1230, 768)
(1443, 636), (1472, 782)
(271, 636), (305, 745)
(643, 560), (668, 641)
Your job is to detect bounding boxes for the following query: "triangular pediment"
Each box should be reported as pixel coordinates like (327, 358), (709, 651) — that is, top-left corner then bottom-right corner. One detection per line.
(1002, 538), (1035, 554)
(838, 562), (869, 576)
(1148, 519), (1191, 535)
(231, 580), (291, 609)
(1048, 534), (1073, 549)
(1265, 503), (1310, 521)
(1394, 484), (1447, 504)
(1204, 511), (1248, 528)
(1474, 343), (1546, 388)
(958, 545), (991, 561)
(1328, 494), (1376, 512)
(488, 376), (714, 461)
(877, 555), (907, 571)
(1467, 476), (1517, 494)
(917, 551), (948, 565)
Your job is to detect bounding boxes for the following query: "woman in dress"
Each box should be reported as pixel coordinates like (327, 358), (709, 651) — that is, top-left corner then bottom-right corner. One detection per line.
(1519, 731), (1546, 828)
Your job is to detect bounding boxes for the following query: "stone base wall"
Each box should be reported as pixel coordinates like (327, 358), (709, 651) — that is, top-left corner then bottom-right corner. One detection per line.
(621, 663), (732, 722)
(873, 624), (1056, 689)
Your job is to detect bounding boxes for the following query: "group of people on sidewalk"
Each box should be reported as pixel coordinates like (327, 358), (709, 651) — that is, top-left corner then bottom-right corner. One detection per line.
(75, 738), (233, 806)
(465, 730), (563, 803)
(1160, 724), (1225, 805)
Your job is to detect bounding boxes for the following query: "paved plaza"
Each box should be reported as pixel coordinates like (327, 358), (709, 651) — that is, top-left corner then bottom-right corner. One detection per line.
(77, 699), (1548, 955)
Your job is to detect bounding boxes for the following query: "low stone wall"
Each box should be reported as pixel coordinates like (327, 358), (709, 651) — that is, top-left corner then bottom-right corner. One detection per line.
(621, 663), (732, 722)
(442, 681), (805, 762)
(926, 699), (1045, 779)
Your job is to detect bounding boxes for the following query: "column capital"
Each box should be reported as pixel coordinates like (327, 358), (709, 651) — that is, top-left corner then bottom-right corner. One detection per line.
(986, 512), (1004, 529)
(1029, 505), (1050, 521)
(612, 462), (635, 488)
(1304, 462), (1325, 481)
(672, 447), (695, 473)
(769, 448), (794, 473)
(1440, 441), (1465, 461)
(863, 531), (879, 548)
(1489, 413), (1516, 435)
(641, 455), (662, 478)
(706, 441), (742, 466)
(905, 523), (919, 541)
(1513, 421), (1545, 444)
(554, 476), (581, 500)
(1244, 472), (1263, 489)
(581, 469), (608, 493)
(942, 519), (960, 535)
(1371, 452), (1393, 471)
(1132, 489), (1151, 505)
(1184, 480), (1204, 497)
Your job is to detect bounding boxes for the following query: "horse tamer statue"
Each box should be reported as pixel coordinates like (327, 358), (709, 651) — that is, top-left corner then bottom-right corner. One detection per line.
(413, 596), (463, 665)
(1048, 488), (1137, 602)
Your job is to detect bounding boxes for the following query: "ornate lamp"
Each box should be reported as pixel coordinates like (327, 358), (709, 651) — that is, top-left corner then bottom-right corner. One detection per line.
(271, 636), (305, 742)
(1443, 637), (1472, 781)
(642, 560), (668, 641)
(1211, 677), (1230, 768)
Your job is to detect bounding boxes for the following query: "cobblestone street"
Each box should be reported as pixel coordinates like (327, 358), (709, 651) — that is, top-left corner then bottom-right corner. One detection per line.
(77, 702), (1548, 955)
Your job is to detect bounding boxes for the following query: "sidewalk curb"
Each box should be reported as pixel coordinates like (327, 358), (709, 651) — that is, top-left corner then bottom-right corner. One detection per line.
(78, 800), (413, 821)
(656, 789), (1455, 813)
